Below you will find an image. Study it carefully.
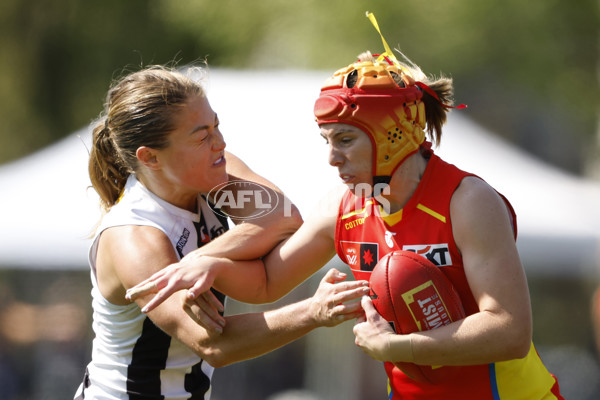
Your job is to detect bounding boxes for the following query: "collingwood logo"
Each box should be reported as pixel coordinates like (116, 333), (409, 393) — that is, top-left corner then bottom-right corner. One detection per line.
(402, 244), (452, 267)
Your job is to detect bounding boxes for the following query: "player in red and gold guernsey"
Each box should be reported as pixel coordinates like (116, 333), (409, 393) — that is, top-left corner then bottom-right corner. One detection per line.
(316, 14), (563, 399)
(127, 13), (564, 400)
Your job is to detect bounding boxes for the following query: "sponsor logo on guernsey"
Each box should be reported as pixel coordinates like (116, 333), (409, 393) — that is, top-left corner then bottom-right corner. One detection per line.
(402, 244), (452, 267)
(341, 241), (379, 271)
(176, 228), (190, 255)
(344, 216), (366, 231)
(210, 225), (226, 239)
(384, 230), (396, 248)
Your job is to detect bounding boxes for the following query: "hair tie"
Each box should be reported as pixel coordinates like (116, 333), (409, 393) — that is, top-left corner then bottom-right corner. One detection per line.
(415, 82), (467, 109)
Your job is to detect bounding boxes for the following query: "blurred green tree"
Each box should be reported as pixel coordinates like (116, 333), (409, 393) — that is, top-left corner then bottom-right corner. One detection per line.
(0, 0), (597, 174)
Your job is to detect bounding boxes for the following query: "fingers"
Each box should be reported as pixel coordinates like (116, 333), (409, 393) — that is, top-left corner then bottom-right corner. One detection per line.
(317, 290), (369, 327)
(334, 283), (371, 304)
(187, 279), (219, 301)
(361, 295), (375, 313)
(184, 292), (226, 334)
(125, 281), (159, 302)
(360, 295), (385, 324)
(312, 269), (371, 327)
(331, 299), (366, 321)
(139, 287), (175, 314)
(318, 278), (369, 308)
(125, 267), (172, 302)
(195, 290), (225, 314)
(322, 268), (347, 284)
(126, 269), (170, 301)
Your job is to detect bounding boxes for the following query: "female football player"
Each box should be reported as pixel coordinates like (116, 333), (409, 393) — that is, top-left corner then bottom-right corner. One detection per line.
(126, 15), (564, 399)
(74, 65), (368, 400)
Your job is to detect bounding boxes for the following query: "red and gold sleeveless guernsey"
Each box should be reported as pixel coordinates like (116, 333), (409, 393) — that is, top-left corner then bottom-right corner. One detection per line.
(335, 150), (563, 400)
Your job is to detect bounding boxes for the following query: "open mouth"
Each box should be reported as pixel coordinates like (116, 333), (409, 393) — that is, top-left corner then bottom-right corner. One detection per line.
(213, 155), (226, 166)
(340, 174), (354, 183)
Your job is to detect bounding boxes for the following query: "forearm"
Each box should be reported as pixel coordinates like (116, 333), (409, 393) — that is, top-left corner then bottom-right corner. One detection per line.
(150, 292), (317, 368)
(201, 268), (368, 367)
(187, 215), (300, 261)
(188, 252), (315, 305)
(401, 311), (531, 366)
(205, 224), (336, 304)
(198, 298), (318, 367)
(210, 252), (324, 304)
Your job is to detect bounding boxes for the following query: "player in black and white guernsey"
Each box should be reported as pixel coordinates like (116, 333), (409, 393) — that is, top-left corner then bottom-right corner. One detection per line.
(75, 66), (369, 399)
(77, 175), (228, 399)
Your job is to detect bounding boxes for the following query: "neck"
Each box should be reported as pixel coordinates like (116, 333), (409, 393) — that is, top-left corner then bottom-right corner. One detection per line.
(376, 152), (427, 214)
(136, 171), (198, 213)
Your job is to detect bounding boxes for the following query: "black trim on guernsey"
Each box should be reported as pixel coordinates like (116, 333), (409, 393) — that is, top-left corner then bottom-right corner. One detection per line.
(124, 202), (228, 399)
(78, 199), (231, 399)
(127, 317), (172, 399)
(185, 361), (211, 399)
(74, 368), (90, 399)
(125, 317), (212, 399)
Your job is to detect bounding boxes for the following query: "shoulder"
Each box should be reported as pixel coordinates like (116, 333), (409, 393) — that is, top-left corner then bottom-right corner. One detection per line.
(96, 225), (178, 304)
(100, 225), (177, 272)
(450, 176), (515, 251)
(453, 176), (498, 203)
(452, 177), (510, 216)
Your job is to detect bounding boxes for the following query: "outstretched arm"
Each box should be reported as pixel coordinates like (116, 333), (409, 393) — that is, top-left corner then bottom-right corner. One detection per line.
(99, 226), (368, 366)
(180, 268), (369, 363)
(127, 186), (346, 312)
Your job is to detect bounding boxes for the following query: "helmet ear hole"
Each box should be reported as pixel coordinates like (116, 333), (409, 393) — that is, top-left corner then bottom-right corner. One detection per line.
(346, 70), (358, 88)
(390, 72), (406, 88)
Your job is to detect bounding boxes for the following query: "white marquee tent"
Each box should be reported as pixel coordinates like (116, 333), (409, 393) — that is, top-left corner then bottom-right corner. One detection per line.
(0, 69), (599, 278)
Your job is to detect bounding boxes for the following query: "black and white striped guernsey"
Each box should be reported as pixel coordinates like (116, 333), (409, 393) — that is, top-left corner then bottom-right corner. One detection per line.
(74, 175), (228, 400)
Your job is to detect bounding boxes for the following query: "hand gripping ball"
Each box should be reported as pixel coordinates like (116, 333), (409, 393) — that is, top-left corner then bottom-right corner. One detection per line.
(370, 250), (466, 384)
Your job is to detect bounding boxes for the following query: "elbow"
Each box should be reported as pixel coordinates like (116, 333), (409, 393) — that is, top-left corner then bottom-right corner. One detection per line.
(511, 333), (532, 359)
(505, 318), (533, 360)
(252, 201), (302, 244)
(203, 353), (231, 369)
(242, 285), (284, 305)
(192, 342), (235, 369)
(278, 202), (303, 235)
(259, 289), (286, 305)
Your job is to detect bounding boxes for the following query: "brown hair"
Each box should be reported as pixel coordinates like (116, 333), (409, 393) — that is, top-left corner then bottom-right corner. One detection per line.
(89, 65), (206, 211)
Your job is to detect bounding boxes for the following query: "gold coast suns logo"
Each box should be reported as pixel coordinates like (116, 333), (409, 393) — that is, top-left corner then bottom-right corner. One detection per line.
(402, 244), (452, 267)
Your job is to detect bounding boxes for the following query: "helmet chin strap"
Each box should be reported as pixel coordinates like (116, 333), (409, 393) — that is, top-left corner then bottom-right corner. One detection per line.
(372, 176), (390, 198)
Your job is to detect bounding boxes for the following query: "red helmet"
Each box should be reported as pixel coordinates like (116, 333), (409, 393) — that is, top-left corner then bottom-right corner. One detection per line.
(314, 58), (426, 185)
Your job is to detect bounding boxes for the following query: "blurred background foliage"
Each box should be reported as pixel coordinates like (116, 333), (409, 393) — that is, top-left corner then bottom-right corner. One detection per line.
(0, 0), (597, 173)
(0, 2), (599, 399)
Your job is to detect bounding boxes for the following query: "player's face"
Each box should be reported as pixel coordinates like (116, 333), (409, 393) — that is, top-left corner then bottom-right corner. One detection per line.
(320, 123), (373, 189)
(156, 95), (228, 195)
